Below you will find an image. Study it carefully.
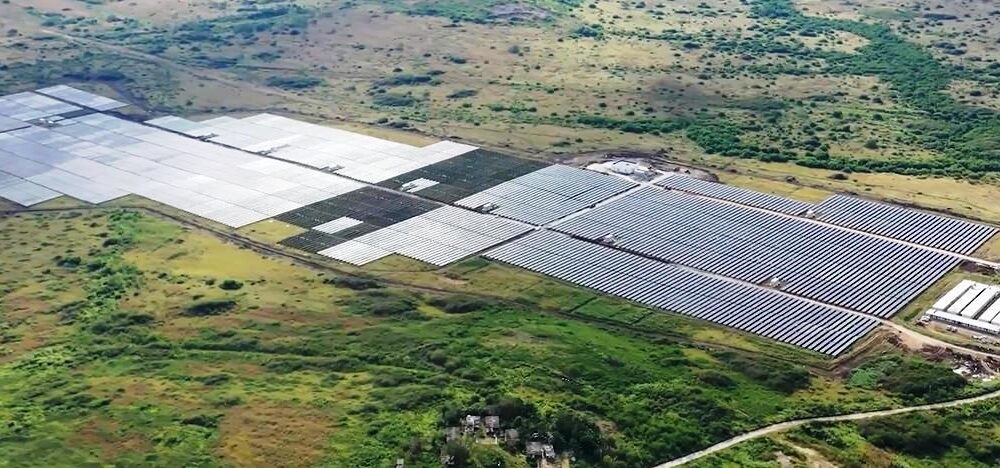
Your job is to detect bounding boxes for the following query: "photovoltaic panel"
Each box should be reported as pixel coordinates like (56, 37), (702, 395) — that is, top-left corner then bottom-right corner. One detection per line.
(0, 92), (81, 121)
(0, 170), (61, 206)
(36, 85), (128, 111)
(0, 112), (364, 227)
(274, 187), (440, 229)
(484, 231), (879, 356)
(147, 113), (477, 183)
(455, 165), (637, 225)
(655, 174), (814, 215)
(313, 216), (364, 234)
(551, 187), (959, 318)
(318, 206), (532, 266)
(318, 241), (394, 265)
(815, 194), (998, 255)
(0, 115), (29, 133)
(378, 149), (550, 203)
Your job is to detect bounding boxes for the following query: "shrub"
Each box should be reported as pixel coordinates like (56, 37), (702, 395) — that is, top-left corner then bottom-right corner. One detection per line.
(184, 299), (237, 316)
(875, 357), (966, 401)
(722, 353), (812, 393)
(89, 312), (155, 335)
(696, 370), (736, 388)
(343, 289), (419, 316)
(859, 414), (963, 457)
(266, 75), (323, 89)
(219, 279), (243, 291)
(374, 74), (434, 87)
(56, 256), (82, 268)
(373, 93), (416, 107)
(551, 411), (604, 460)
(446, 89), (478, 99)
(325, 276), (382, 290)
(428, 295), (493, 314)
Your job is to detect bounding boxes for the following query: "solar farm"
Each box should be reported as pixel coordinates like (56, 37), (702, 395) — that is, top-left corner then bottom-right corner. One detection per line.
(2, 86), (999, 357)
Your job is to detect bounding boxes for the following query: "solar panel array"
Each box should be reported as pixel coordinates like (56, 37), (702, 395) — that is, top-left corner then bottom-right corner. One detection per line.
(815, 195), (999, 255)
(455, 165), (638, 225)
(0, 171), (61, 206)
(378, 149), (549, 203)
(36, 85), (128, 111)
(485, 231), (879, 356)
(318, 206), (532, 266)
(0, 92), (81, 121)
(147, 113), (476, 183)
(655, 174), (815, 215)
(275, 187), (440, 229)
(5, 87), (992, 357)
(0, 115), (30, 134)
(552, 187), (959, 317)
(0, 94), (364, 226)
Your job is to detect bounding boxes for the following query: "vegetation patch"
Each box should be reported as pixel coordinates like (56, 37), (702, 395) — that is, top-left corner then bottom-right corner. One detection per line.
(183, 299), (238, 317)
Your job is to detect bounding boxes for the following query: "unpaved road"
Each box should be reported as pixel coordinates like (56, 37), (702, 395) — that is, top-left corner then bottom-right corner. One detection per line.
(654, 387), (1000, 467)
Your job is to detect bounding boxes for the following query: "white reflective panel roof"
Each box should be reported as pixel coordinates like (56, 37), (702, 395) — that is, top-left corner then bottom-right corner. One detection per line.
(36, 85), (128, 111)
(0, 113), (365, 227)
(147, 112), (477, 183)
(0, 92), (81, 121)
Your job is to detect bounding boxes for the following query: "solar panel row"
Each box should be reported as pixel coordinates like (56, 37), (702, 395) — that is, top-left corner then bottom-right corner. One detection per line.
(36, 85), (128, 111)
(484, 230), (879, 356)
(0, 115), (30, 134)
(815, 195), (998, 255)
(0, 170), (62, 206)
(455, 165), (638, 225)
(274, 187), (441, 230)
(551, 187), (959, 317)
(378, 149), (549, 204)
(147, 113), (476, 183)
(655, 174), (815, 215)
(0, 98), (364, 227)
(0, 92), (81, 121)
(319, 206), (532, 266)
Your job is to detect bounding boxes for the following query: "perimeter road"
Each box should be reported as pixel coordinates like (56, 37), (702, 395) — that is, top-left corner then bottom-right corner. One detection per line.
(654, 387), (1000, 467)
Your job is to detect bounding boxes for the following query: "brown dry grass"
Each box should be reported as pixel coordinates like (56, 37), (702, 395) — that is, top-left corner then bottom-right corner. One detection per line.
(217, 403), (333, 467)
(71, 418), (153, 460)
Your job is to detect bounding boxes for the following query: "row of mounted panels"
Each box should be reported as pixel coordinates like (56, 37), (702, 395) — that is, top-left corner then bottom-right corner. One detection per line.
(552, 187), (960, 318)
(656, 174), (998, 256)
(485, 230), (880, 356)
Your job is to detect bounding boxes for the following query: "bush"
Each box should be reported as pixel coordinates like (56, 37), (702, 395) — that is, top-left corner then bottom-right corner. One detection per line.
(446, 89), (478, 99)
(219, 279), (243, 291)
(428, 295), (493, 314)
(184, 299), (237, 316)
(722, 353), (812, 393)
(373, 93), (416, 107)
(325, 276), (382, 290)
(343, 289), (418, 316)
(860, 414), (963, 457)
(876, 357), (966, 401)
(89, 312), (155, 335)
(266, 75), (323, 89)
(696, 370), (736, 388)
(551, 411), (604, 460)
(374, 74), (434, 87)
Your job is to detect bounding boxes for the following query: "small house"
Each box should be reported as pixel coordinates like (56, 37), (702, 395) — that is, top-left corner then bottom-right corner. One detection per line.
(484, 416), (501, 435)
